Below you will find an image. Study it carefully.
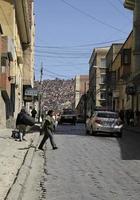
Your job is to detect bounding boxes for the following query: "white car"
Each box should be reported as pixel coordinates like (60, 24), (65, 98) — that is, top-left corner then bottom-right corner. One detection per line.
(86, 111), (123, 138)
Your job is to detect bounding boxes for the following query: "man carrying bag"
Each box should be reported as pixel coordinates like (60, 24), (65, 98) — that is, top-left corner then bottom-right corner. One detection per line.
(38, 110), (58, 150)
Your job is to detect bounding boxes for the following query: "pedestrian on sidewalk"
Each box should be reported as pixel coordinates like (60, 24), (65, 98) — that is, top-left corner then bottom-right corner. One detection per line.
(16, 108), (27, 141)
(38, 110), (58, 150)
(31, 107), (37, 119)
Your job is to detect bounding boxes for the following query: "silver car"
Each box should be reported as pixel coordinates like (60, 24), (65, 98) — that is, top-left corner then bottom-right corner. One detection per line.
(86, 111), (123, 137)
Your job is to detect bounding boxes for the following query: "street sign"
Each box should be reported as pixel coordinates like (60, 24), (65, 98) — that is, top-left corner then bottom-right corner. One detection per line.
(24, 88), (38, 96)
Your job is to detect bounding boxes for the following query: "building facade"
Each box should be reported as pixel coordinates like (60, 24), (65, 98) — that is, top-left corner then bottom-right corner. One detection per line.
(106, 43), (123, 110)
(0, 0), (35, 128)
(74, 75), (89, 121)
(111, 32), (132, 112)
(124, 0), (140, 125)
(88, 47), (109, 115)
(74, 75), (89, 108)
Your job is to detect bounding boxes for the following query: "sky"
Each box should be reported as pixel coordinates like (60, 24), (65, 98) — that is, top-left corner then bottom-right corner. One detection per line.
(34, 0), (133, 81)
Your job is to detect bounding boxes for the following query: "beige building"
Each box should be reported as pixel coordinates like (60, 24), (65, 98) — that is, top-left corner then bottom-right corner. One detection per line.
(106, 43), (123, 110)
(0, 0), (35, 128)
(74, 75), (89, 121)
(74, 75), (89, 108)
(111, 32), (132, 111)
(124, 0), (140, 124)
(88, 47), (109, 114)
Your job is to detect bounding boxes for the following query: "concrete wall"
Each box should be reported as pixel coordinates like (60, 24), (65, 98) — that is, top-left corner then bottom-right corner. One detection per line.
(0, 91), (6, 128)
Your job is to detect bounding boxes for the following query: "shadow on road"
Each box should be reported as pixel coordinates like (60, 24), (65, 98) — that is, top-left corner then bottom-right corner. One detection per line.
(117, 130), (140, 160)
(55, 124), (86, 136)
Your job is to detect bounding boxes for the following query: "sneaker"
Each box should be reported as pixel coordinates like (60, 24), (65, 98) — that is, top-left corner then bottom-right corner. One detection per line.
(53, 146), (58, 150)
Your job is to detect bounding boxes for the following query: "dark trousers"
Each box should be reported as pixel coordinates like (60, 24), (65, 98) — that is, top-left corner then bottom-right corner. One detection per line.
(38, 129), (56, 149)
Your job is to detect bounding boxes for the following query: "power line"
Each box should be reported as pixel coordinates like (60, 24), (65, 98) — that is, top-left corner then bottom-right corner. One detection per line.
(12, 38), (125, 51)
(35, 38), (125, 48)
(106, 0), (130, 21)
(59, 0), (127, 34)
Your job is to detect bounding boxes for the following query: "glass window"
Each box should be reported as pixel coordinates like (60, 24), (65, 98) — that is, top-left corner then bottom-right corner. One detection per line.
(100, 58), (106, 68)
(121, 49), (131, 65)
(97, 112), (118, 118)
(101, 75), (106, 83)
(100, 92), (106, 99)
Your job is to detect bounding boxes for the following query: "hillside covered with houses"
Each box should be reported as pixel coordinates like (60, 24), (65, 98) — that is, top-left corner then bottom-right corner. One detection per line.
(35, 78), (75, 112)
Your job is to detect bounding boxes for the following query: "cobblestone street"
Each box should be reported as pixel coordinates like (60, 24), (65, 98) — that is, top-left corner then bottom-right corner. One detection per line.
(44, 124), (140, 200)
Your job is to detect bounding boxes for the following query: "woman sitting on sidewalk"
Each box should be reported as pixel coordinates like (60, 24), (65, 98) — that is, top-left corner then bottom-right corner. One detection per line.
(16, 108), (27, 141)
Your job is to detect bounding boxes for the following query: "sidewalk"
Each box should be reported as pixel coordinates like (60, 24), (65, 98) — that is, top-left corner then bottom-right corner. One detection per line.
(124, 125), (140, 133)
(0, 127), (40, 200)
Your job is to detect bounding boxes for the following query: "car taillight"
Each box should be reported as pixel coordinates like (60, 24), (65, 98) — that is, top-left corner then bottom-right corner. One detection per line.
(95, 118), (102, 124)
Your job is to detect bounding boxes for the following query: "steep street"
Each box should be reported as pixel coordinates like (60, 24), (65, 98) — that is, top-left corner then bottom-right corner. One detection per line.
(22, 124), (140, 200)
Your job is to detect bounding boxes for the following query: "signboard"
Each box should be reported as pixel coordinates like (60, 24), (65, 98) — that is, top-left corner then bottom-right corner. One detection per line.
(23, 96), (33, 102)
(25, 88), (38, 96)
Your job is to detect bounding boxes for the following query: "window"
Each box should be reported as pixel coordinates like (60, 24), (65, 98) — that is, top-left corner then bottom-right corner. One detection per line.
(100, 92), (106, 99)
(121, 49), (131, 65)
(97, 112), (118, 118)
(100, 58), (106, 68)
(100, 85), (106, 90)
(101, 74), (106, 84)
(1, 57), (7, 73)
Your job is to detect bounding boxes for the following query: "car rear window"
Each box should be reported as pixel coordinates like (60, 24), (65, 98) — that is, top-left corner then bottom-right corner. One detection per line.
(97, 112), (118, 118)
(63, 110), (75, 114)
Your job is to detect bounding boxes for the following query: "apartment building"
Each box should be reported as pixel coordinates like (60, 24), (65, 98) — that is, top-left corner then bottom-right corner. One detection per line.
(106, 43), (123, 110)
(111, 32), (132, 111)
(88, 47), (109, 114)
(124, 0), (140, 124)
(74, 75), (89, 120)
(74, 75), (89, 108)
(0, 0), (35, 128)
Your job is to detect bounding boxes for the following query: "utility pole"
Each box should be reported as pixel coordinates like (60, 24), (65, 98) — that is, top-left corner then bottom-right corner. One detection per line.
(84, 82), (87, 123)
(38, 62), (43, 123)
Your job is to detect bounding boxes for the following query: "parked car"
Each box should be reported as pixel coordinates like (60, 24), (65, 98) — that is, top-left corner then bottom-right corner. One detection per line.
(86, 111), (123, 137)
(59, 109), (77, 125)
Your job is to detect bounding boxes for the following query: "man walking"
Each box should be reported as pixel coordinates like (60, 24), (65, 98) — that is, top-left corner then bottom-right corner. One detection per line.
(31, 108), (37, 118)
(38, 110), (58, 150)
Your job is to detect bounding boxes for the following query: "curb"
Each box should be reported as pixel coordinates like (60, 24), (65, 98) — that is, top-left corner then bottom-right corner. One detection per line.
(5, 132), (40, 200)
(124, 127), (140, 133)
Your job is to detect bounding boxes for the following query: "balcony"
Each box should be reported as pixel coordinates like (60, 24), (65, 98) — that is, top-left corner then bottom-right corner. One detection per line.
(1, 36), (15, 61)
(99, 98), (106, 101)
(124, 0), (135, 10)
